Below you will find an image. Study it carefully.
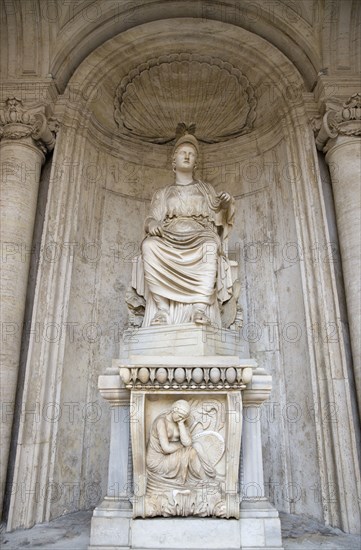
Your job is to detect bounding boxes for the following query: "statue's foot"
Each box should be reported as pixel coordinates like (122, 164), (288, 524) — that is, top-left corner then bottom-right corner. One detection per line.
(150, 310), (169, 325)
(192, 309), (211, 325)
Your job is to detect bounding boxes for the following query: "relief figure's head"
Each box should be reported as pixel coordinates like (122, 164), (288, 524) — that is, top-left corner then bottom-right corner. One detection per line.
(171, 400), (191, 422)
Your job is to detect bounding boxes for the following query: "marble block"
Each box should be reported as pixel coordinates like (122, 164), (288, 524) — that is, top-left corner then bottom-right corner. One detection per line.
(89, 500), (132, 549)
(131, 518), (241, 549)
(120, 324), (249, 358)
(89, 509), (283, 550)
(89, 361), (283, 549)
(130, 390), (242, 519)
(239, 501), (284, 549)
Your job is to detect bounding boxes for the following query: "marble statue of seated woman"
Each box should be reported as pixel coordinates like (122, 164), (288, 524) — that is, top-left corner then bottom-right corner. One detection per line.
(131, 131), (235, 327)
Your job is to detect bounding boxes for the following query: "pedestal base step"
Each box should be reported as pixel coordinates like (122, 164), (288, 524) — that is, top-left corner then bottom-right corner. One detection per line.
(132, 518), (240, 549)
(89, 506), (284, 550)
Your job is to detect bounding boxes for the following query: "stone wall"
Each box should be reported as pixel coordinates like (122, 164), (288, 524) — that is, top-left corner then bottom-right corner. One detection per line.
(1, 0), (360, 536)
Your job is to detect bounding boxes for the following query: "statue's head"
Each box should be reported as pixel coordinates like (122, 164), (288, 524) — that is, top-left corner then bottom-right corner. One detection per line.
(173, 132), (200, 155)
(172, 133), (199, 175)
(171, 400), (191, 422)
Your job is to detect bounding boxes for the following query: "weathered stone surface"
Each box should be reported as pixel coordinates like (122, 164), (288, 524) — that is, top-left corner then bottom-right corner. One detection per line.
(114, 54), (256, 143)
(1, 1), (360, 542)
(2, 510), (360, 549)
(0, 96), (56, 517)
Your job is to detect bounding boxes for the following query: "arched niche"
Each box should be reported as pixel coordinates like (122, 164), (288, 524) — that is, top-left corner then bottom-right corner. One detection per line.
(8, 17), (360, 537)
(49, 3), (320, 91)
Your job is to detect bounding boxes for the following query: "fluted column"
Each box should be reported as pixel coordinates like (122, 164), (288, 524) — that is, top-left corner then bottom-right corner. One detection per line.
(0, 97), (55, 516)
(316, 93), (361, 415)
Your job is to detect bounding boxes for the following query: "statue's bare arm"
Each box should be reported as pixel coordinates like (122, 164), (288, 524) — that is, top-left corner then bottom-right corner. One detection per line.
(178, 420), (192, 447)
(157, 418), (183, 454)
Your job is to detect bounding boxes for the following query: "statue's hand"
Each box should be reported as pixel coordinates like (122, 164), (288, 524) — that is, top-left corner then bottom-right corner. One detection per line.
(218, 192), (232, 207)
(148, 220), (164, 237)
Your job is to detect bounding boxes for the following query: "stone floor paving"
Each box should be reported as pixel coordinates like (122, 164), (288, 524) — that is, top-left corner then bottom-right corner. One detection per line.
(280, 512), (361, 549)
(0, 510), (360, 549)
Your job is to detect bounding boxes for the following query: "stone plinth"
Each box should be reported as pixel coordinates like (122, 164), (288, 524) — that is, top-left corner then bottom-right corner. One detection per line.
(131, 518), (241, 549)
(120, 324), (249, 358)
(89, 328), (283, 549)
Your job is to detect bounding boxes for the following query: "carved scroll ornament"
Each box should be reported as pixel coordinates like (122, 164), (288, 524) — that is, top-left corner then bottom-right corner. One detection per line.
(316, 93), (361, 150)
(0, 97), (56, 153)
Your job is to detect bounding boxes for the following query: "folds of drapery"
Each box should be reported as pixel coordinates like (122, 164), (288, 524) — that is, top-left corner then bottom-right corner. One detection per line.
(132, 180), (235, 326)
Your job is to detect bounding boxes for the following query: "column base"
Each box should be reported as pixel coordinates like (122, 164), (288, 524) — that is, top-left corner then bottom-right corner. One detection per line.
(240, 499), (284, 549)
(89, 498), (132, 549)
(89, 499), (283, 549)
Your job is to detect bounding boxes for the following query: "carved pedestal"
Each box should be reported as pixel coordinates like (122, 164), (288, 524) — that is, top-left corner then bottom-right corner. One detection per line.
(89, 327), (283, 549)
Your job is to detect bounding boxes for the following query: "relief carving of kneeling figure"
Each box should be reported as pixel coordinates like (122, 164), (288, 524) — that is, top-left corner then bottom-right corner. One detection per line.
(146, 400), (216, 484)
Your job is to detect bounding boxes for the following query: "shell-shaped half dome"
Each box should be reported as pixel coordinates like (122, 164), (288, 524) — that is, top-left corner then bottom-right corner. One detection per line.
(114, 53), (257, 144)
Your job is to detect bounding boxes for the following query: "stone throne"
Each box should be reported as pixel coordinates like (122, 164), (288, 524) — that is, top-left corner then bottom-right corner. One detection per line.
(89, 128), (283, 549)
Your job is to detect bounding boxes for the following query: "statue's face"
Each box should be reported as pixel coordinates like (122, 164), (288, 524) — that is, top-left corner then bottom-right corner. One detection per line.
(171, 407), (189, 422)
(174, 144), (197, 173)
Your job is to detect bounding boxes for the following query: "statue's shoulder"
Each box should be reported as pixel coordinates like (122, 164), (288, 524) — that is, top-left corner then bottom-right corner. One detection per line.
(154, 411), (168, 426)
(153, 184), (175, 196)
(195, 179), (217, 195)
(151, 186), (167, 202)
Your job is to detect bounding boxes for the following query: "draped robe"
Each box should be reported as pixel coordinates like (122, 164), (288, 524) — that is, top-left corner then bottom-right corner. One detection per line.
(146, 413), (215, 485)
(132, 180), (235, 326)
